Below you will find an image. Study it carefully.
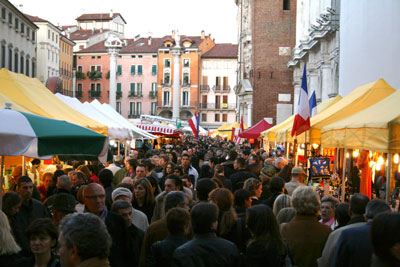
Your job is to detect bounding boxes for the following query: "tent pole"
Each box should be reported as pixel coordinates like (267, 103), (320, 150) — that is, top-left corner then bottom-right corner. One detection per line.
(341, 148), (348, 202)
(117, 141), (120, 156)
(0, 156), (4, 209)
(124, 141), (128, 158)
(22, 156), (26, 176)
(386, 152), (392, 203)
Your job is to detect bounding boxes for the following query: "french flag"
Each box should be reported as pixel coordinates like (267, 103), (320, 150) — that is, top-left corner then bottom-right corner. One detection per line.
(188, 113), (200, 138)
(292, 64), (311, 137)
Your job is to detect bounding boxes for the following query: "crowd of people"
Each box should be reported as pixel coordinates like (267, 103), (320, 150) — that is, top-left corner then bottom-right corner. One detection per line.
(1, 135), (400, 267)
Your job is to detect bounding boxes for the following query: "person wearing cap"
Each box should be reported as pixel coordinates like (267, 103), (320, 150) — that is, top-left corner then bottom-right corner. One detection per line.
(112, 187), (149, 232)
(51, 193), (76, 225)
(285, 167), (307, 196)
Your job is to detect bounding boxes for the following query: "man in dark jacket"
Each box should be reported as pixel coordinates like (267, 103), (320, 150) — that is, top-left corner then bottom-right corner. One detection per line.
(84, 183), (130, 267)
(331, 199), (391, 267)
(146, 207), (189, 267)
(222, 150), (237, 179)
(173, 202), (241, 267)
(11, 176), (50, 256)
(112, 200), (144, 266)
(230, 157), (256, 192)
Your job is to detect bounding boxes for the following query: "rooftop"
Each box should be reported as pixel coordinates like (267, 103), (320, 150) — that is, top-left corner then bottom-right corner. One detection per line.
(202, 44), (238, 58)
(76, 13), (127, 24)
(69, 29), (110, 41)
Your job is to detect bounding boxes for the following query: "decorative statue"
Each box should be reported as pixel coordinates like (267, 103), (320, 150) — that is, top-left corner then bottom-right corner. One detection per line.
(105, 33), (123, 48)
(174, 29), (180, 47)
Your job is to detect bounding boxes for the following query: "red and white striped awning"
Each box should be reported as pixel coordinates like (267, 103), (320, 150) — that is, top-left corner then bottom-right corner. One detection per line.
(136, 124), (181, 136)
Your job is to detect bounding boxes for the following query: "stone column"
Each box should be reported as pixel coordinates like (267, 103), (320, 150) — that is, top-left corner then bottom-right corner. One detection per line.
(292, 65), (302, 113)
(105, 33), (122, 110)
(171, 48), (182, 120)
(309, 68), (320, 103)
(247, 102), (252, 127)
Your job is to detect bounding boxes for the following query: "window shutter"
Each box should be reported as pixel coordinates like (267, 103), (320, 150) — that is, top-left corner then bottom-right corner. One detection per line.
(117, 65), (122, 75)
(131, 65), (135, 75)
(117, 83), (121, 92)
(138, 65), (143, 75)
(152, 65), (157, 75)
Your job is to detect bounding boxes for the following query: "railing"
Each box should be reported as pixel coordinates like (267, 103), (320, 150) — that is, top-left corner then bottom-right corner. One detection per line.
(128, 114), (141, 118)
(200, 85), (210, 91)
(128, 91), (143, 98)
(223, 85), (230, 91)
(76, 90), (83, 98)
(149, 91), (157, 98)
(199, 103), (235, 110)
(213, 85), (231, 92)
(89, 90), (101, 98)
(116, 91), (122, 99)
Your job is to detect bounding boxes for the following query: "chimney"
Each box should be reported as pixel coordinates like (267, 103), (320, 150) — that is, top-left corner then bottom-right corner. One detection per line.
(123, 40), (127, 46)
(201, 30), (205, 39)
(18, 4), (23, 12)
(110, 9), (113, 17)
(171, 30), (175, 39)
(92, 20), (96, 34)
(148, 37), (152, 46)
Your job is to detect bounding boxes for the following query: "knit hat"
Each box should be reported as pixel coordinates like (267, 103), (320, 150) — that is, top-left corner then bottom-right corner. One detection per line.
(112, 187), (133, 202)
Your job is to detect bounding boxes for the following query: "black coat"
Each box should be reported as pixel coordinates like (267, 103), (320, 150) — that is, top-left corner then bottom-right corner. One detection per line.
(245, 239), (285, 267)
(11, 199), (50, 256)
(132, 200), (155, 223)
(146, 233), (188, 267)
(173, 233), (241, 267)
(230, 170), (256, 192)
(128, 224), (144, 267)
(104, 211), (130, 267)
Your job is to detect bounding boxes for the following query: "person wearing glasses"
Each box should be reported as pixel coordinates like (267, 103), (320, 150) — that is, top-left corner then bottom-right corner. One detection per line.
(83, 183), (130, 267)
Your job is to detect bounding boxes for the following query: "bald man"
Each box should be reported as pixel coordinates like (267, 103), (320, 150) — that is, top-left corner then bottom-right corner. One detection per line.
(84, 183), (130, 267)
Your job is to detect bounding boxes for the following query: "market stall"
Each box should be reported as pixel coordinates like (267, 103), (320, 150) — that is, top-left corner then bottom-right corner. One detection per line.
(321, 89), (400, 201)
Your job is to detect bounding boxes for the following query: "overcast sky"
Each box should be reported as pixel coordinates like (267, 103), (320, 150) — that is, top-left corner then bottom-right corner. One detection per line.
(10, 0), (239, 44)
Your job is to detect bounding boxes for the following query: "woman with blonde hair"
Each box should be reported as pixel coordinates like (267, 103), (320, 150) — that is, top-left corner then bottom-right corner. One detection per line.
(0, 210), (28, 266)
(209, 188), (249, 253)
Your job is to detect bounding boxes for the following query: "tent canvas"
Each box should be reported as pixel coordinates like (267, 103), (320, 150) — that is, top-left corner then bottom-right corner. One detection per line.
(274, 79), (395, 144)
(240, 119), (272, 139)
(261, 95), (343, 142)
(56, 93), (132, 141)
(90, 100), (156, 139)
(321, 89), (400, 153)
(0, 68), (107, 135)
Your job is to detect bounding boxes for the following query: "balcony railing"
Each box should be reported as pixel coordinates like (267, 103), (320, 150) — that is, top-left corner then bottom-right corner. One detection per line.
(128, 114), (141, 118)
(149, 91), (157, 98)
(129, 91), (143, 98)
(116, 91), (122, 99)
(76, 90), (83, 99)
(200, 85), (210, 91)
(199, 103), (235, 110)
(89, 90), (101, 98)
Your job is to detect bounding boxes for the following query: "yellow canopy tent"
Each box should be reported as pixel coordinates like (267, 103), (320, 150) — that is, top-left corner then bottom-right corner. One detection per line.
(321, 89), (400, 153)
(273, 79), (395, 144)
(0, 69), (107, 135)
(0, 94), (31, 112)
(261, 95), (343, 142)
(216, 123), (231, 132)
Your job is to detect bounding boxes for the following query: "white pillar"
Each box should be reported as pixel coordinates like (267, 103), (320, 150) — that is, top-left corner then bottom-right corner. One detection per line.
(72, 70), (76, 98)
(171, 48), (182, 120)
(247, 102), (252, 126)
(105, 33), (122, 110)
(109, 51), (118, 109)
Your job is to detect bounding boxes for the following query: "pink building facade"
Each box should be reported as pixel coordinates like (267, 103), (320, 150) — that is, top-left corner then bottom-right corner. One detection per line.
(75, 37), (162, 118)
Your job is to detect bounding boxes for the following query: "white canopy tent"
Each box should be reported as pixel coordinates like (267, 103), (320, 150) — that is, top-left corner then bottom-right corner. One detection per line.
(90, 100), (156, 140)
(55, 93), (132, 140)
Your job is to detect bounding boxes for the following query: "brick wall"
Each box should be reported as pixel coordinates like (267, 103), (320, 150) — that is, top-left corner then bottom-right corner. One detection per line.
(251, 0), (296, 125)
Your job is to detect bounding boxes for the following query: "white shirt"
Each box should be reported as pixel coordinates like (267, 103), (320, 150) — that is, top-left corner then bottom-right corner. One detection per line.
(106, 164), (121, 176)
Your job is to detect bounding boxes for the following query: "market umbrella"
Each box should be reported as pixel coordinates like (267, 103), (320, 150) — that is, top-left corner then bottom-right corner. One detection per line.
(0, 108), (109, 207)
